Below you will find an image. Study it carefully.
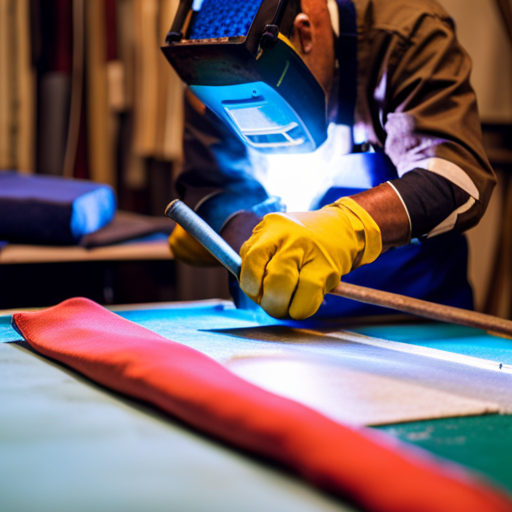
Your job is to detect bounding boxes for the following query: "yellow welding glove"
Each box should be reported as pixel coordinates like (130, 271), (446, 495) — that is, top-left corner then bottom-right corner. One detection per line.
(239, 197), (382, 320)
(169, 224), (220, 266)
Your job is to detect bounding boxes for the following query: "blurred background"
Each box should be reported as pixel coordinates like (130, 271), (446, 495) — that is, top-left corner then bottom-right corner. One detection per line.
(0, 0), (511, 317)
(1, 0), (183, 212)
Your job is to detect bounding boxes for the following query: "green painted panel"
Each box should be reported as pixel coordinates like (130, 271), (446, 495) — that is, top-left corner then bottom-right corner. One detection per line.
(377, 415), (512, 493)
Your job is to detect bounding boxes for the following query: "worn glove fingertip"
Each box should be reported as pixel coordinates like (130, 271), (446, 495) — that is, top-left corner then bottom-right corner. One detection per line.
(259, 294), (290, 319)
(289, 294), (324, 320)
(240, 264), (262, 301)
(289, 277), (325, 320)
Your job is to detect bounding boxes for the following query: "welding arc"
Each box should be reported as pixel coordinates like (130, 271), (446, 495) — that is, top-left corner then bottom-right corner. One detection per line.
(165, 199), (512, 337)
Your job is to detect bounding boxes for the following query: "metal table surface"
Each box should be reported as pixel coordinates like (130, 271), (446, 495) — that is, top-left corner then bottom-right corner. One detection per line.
(1, 300), (511, 511)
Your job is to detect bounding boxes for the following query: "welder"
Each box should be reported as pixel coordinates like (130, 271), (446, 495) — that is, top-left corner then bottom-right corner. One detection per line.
(162, 0), (495, 320)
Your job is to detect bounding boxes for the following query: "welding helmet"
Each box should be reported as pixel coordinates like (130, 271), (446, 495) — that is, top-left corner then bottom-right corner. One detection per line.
(161, 0), (327, 154)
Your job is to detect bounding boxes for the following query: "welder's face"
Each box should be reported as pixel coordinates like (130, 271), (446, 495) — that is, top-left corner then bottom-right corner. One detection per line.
(289, 0), (335, 99)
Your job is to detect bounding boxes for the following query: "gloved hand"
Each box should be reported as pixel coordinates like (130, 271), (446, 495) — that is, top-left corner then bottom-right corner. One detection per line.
(168, 224), (220, 266)
(239, 197), (382, 320)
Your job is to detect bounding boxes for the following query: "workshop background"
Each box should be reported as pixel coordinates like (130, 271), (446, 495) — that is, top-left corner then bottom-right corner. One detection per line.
(1, 0), (511, 314)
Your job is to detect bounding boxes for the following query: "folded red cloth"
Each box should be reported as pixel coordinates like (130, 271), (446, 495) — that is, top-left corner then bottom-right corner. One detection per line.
(12, 298), (512, 512)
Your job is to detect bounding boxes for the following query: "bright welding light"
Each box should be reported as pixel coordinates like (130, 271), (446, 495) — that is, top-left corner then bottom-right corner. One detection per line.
(263, 123), (352, 212)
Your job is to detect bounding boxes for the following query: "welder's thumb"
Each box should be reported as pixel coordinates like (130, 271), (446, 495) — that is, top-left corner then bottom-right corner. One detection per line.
(169, 224), (220, 267)
(239, 197), (382, 320)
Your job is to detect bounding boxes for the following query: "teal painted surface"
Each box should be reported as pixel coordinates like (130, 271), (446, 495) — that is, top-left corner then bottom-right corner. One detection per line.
(118, 303), (265, 332)
(116, 303), (282, 358)
(0, 342), (354, 512)
(7, 305), (511, 367)
(115, 308), (512, 367)
(0, 315), (20, 343)
(350, 323), (512, 365)
(0, 303), (267, 344)
(378, 415), (512, 493)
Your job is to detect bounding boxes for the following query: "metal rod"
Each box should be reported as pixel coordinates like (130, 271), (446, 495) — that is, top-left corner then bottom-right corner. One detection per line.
(166, 199), (512, 336)
(331, 282), (512, 337)
(165, 200), (242, 279)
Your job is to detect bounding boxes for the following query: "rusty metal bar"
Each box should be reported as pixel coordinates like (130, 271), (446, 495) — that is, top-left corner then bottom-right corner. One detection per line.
(332, 281), (512, 337)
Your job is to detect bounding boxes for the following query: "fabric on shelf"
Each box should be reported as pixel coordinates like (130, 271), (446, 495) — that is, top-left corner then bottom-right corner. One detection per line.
(80, 210), (174, 247)
(132, 0), (183, 162)
(11, 297), (512, 512)
(84, 0), (116, 187)
(37, 73), (71, 175)
(34, 0), (73, 176)
(0, 172), (116, 245)
(0, 0), (35, 173)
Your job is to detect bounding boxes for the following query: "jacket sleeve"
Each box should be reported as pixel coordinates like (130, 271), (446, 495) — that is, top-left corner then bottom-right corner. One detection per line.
(176, 89), (271, 233)
(380, 14), (496, 239)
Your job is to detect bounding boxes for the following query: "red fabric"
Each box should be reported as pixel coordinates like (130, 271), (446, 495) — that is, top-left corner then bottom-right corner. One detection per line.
(39, 0), (72, 74)
(104, 0), (118, 62)
(12, 298), (512, 512)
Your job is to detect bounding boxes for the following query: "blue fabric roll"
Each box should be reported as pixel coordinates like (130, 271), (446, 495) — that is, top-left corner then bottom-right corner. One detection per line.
(0, 172), (116, 245)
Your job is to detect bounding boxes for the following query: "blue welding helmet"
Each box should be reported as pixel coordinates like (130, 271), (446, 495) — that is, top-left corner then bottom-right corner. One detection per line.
(161, 0), (327, 154)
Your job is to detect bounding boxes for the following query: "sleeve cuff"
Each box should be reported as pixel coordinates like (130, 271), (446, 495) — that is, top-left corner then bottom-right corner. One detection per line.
(195, 187), (270, 233)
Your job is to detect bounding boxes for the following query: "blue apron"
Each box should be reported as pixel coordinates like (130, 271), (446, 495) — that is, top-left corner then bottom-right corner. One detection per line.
(229, 0), (473, 317)
(310, 154), (474, 318)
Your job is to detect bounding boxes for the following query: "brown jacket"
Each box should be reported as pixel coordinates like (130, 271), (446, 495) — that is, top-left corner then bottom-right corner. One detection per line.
(352, 0), (495, 236)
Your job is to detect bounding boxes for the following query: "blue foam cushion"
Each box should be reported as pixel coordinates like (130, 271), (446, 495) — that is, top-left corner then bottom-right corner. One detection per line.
(0, 172), (116, 245)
